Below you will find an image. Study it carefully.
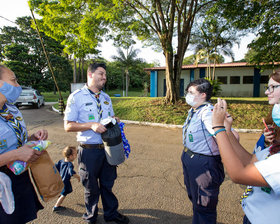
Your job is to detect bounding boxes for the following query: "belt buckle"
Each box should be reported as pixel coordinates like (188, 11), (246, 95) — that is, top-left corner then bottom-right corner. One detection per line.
(184, 147), (194, 158)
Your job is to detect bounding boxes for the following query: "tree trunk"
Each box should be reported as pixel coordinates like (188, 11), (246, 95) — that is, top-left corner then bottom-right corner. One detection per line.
(77, 58), (81, 83)
(81, 58), (84, 83)
(212, 59), (216, 80)
(122, 71), (125, 97)
(165, 53), (177, 104)
(73, 58), (77, 83)
(125, 69), (129, 97)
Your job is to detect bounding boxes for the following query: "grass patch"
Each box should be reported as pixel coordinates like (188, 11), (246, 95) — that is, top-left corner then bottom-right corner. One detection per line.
(53, 96), (271, 129)
(42, 91), (70, 102)
(42, 89), (145, 102)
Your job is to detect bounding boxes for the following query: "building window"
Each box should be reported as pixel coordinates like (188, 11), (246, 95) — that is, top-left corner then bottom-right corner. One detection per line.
(243, 76), (253, 84)
(217, 76), (227, 84)
(230, 76), (240, 84)
(260, 75), (269, 84)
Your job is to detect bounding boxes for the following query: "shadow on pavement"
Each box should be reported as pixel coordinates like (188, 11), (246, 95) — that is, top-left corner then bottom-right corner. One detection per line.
(53, 207), (84, 218)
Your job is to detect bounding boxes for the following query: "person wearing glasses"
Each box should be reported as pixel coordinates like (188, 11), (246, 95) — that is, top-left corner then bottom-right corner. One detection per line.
(262, 71), (280, 148)
(212, 68), (280, 224)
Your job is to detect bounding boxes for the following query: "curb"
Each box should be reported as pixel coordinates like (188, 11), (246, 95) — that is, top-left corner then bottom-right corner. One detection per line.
(51, 106), (262, 133)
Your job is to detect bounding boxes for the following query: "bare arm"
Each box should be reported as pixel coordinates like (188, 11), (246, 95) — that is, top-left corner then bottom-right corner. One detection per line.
(73, 173), (80, 182)
(227, 130), (257, 165)
(64, 120), (107, 133)
(213, 98), (268, 187)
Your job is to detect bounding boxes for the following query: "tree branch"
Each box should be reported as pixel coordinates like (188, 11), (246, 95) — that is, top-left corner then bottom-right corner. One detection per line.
(124, 0), (159, 34)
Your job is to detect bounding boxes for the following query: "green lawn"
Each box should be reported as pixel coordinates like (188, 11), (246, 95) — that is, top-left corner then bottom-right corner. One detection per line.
(42, 89), (146, 102)
(50, 90), (270, 129)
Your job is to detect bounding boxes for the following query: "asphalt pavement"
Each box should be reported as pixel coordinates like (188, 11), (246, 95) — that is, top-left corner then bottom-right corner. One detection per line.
(19, 105), (261, 224)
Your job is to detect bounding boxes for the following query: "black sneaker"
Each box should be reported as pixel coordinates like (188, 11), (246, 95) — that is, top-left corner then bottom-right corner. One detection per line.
(106, 213), (129, 224)
(52, 206), (67, 212)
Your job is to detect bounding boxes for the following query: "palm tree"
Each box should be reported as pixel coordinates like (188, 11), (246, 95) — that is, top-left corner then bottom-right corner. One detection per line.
(191, 18), (239, 80)
(112, 47), (142, 96)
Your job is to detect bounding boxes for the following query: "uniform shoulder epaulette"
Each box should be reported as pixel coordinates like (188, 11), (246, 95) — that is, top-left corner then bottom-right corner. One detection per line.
(71, 88), (82, 95)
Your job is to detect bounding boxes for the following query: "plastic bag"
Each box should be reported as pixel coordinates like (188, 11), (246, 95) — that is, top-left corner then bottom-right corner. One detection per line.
(7, 140), (51, 175)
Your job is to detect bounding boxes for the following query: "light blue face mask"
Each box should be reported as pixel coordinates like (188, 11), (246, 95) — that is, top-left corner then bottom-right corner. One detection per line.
(0, 82), (22, 103)
(272, 104), (280, 127)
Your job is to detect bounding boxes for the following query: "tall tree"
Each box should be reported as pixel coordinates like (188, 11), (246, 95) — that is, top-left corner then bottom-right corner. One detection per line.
(112, 47), (143, 96)
(111, 0), (218, 103)
(29, 0), (105, 82)
(0, 16), (72, 91)
(30, 0), (218, 103)
(216, 0), (280, 68)
(191, 17), (238, 80)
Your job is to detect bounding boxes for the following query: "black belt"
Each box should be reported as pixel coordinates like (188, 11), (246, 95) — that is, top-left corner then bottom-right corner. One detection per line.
(79, 144), (104, 149)
(184, 147), (220, 158)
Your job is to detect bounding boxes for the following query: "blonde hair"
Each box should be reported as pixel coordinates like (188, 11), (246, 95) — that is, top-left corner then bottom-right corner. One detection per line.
(62, 146), (76, 158)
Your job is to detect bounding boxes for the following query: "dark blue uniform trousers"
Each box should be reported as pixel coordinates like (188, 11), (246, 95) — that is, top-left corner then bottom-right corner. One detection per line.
(78, 146), (119, 222)
(181, 150), (225, 224)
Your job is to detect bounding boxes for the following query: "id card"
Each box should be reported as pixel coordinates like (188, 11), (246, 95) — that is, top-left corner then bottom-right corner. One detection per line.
(88, 114), (95, 120)
(188, 134), (194, 142)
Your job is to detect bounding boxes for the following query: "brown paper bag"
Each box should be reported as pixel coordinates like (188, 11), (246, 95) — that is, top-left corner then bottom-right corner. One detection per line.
(29, 151), (64, 202)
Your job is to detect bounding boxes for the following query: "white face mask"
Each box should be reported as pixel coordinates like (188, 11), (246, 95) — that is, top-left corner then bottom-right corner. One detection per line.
(185, 93), (196, 107)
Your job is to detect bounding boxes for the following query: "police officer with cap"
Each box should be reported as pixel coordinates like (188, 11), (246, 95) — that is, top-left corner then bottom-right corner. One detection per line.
(64, 62), (129, 224)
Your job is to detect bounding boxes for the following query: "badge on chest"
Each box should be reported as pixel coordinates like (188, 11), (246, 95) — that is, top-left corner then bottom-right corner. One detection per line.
(188, 134), (194, 142)
(0, 139), (8, 150)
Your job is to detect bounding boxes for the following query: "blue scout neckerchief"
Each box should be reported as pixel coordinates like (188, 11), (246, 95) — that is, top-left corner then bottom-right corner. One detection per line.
(118, 122), (131, 158)
(183, 103), (209, 145)
(0, 104), (27, 147)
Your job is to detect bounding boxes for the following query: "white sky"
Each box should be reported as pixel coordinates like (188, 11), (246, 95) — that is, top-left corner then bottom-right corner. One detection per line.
(0, 0), (255, 66)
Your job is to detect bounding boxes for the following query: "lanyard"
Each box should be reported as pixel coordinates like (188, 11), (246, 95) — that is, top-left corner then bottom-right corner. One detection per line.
(87, 88), (103, 121)
(183, 103), (209, 144)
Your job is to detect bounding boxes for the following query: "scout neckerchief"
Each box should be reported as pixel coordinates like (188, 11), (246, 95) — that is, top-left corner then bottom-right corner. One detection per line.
(183, 103), (208, 145)
(0, 104), (27, 147)
(240, 143), (280, 203)
(88, 89), (103, 120)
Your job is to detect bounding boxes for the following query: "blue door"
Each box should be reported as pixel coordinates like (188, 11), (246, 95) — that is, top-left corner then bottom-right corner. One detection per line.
(164, 79), (184, 97)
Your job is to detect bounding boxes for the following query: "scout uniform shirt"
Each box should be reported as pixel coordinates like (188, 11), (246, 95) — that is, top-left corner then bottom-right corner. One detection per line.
(0, 103), (27, 154)
(64, 85), (114, 144)
(183, 103), (219, 156)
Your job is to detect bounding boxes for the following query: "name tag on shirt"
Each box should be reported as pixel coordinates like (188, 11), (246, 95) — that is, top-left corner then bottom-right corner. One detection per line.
(189, 134), (194, 142)
(88, 114), (95, 120)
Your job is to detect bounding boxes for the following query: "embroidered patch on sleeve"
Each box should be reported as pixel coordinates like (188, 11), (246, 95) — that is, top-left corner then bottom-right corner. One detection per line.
(0, 139), (8, 150)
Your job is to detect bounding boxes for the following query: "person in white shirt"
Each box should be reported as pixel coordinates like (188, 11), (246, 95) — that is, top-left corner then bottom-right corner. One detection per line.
(212, 68), (280, 224)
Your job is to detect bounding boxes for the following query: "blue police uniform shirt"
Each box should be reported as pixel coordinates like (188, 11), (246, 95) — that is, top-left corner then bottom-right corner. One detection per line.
(0, 103), (27, 154)
(64, 85), (115, 144)
(183, 103), (219, 156)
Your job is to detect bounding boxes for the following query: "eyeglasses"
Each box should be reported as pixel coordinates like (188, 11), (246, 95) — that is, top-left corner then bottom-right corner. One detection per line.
(264, 85), (280, 93)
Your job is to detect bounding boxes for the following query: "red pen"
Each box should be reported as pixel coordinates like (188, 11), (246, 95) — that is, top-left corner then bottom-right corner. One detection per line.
(262, 118), (269, 131)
